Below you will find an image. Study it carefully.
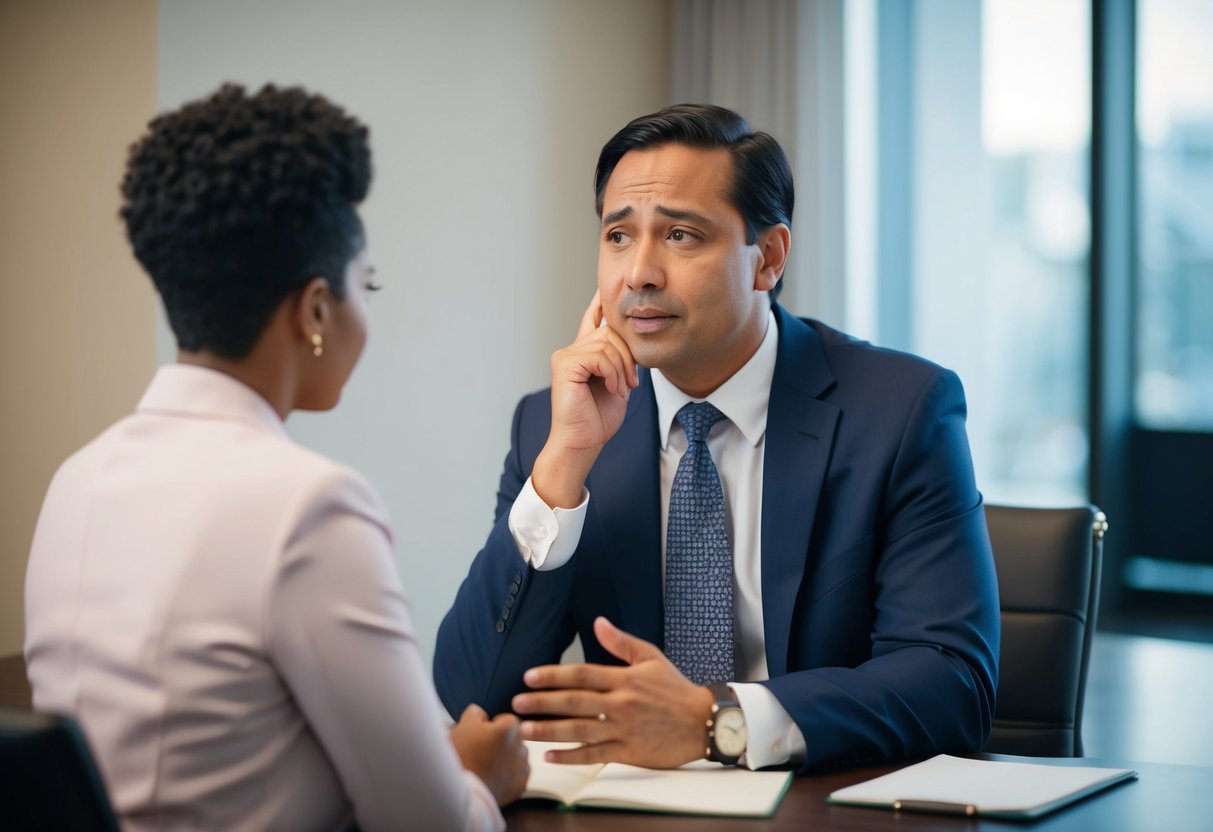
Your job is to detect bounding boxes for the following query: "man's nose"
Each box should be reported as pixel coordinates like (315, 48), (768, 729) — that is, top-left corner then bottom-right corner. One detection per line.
(625, 236), (665, 291)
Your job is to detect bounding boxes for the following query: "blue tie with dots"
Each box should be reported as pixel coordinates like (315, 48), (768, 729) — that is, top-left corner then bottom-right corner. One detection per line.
(664, 401), (734, 685)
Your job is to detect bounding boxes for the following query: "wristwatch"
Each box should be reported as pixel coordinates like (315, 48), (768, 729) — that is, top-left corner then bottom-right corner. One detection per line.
(705, 683), (747, 765)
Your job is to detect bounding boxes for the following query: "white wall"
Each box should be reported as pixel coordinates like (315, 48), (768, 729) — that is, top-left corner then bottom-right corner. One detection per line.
(157, 0), (671, 663)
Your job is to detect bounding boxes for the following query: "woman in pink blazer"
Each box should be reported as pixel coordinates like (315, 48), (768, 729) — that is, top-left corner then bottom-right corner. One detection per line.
(24, 83), (527, 832)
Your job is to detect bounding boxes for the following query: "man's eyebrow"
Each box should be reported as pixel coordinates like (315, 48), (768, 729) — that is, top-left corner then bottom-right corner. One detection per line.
(601, 205), (716, 227)
(656, 205), (714, 225)
(602, 206), (632, 226)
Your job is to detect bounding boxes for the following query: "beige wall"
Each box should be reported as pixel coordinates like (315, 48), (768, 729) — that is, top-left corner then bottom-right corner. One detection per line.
(0, 0), (158, 654)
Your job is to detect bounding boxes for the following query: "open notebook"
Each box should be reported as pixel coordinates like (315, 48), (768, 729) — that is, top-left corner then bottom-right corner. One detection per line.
(828, 754), (1137, 820)
(522, 741), (793, 817)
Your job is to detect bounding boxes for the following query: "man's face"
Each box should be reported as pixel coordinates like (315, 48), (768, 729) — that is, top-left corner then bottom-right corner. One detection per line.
(597, 144), (777, 398)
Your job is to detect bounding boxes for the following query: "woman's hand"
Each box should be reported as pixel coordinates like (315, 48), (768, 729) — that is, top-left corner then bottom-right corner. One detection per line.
(448, 704), (530, 806)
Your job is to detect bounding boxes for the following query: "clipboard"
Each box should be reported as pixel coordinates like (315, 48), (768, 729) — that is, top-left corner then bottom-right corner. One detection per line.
(828, 754), (1138, 820)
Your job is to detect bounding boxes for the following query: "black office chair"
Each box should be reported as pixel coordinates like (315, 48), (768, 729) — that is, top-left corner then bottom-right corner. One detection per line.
(0, 706), (119, 831)
(982, 504), (1107, 757)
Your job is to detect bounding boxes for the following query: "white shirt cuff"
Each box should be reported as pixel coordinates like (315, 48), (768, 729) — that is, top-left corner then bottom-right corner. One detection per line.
(730, 682), (806, 769)
(507, 476), (588, 570)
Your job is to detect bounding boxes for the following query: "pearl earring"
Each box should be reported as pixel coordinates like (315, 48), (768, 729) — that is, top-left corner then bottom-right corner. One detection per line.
(312, 333), (323, 358)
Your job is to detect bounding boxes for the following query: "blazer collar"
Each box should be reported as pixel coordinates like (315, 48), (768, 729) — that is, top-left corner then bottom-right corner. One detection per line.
(137, 364), (288, 439)
(760, 305), (840, 676)
(586, 371), (664, 644)
(769, 304), (837, 400)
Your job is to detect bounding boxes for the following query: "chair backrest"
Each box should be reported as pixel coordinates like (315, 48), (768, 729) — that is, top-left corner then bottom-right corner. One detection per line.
(983, 504), (1107, 757)
(0, 707), (120, 831)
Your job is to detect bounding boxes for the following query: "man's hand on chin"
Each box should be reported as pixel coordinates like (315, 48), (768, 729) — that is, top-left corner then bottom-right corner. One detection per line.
(511, 616), (715, 769)
(532, 291), (638, 510)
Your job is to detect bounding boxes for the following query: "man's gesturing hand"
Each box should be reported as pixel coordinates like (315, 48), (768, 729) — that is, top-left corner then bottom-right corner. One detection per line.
(512, 617), (714, 769)
(531, 291), (639, 509)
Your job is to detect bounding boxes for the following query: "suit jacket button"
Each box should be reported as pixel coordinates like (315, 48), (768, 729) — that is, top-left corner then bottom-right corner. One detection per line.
(495, 620), (505, 633)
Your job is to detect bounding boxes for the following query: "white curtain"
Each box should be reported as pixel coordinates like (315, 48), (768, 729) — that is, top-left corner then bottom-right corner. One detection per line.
(669, 0), (847, 324)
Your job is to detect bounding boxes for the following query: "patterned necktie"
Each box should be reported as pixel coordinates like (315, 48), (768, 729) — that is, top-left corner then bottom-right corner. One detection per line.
(664, 401), (734, 685)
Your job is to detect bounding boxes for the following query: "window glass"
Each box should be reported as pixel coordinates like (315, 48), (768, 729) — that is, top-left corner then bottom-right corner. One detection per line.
(846, 1), (1091, 504)
(975, 0), (1091, 503)
(1135, 0), (1213, 429)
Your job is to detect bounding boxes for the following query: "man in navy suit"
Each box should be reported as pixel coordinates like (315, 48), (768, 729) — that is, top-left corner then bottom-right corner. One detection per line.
(434, 104), (999, 774)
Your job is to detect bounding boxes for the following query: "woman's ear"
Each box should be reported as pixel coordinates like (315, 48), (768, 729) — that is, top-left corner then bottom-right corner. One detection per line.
(292, 276), (332, 341)
(753, 224), (791, 292)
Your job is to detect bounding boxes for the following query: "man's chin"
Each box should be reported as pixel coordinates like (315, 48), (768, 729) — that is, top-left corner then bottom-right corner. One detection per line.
(607, 318), (679, 370)
(623, 341), (675, 373)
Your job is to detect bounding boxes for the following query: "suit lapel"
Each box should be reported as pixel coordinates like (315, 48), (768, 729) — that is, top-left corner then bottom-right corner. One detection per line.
(761, 307), (840, 677)
(587, 370), (664, 645)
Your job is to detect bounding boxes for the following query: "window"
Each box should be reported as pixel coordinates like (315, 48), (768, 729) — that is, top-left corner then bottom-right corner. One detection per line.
(1121, 0), (1213, 602)
(846, 0), (1213, 614)
(848, 0), (1091, 505)
(1135, 0), (1213, 430)
(978, 0), (1091, 503)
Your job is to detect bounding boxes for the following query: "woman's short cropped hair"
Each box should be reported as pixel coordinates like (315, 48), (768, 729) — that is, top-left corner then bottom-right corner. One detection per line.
(120, 83), (372, 358)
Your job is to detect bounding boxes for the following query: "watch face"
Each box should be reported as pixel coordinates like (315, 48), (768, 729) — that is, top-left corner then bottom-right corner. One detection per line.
(714, 707), (747, 757)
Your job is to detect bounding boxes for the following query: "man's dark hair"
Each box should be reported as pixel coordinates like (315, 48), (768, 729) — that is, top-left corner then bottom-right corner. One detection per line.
(594, 104), (794, 289)
(121, 83), (372, 358)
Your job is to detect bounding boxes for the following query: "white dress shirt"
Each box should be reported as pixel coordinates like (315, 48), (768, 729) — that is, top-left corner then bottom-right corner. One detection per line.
(25, 364), (503, 832)
(508, 310), (807, 768)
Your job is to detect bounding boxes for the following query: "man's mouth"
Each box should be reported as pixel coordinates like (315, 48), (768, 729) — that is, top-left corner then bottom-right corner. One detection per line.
(625, 308), (677, 333)
(626, 307), (675, 320)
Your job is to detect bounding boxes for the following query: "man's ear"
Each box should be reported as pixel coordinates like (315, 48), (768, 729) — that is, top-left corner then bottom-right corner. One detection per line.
(753, 224), (791, 292)
(293, 276), (331, 341)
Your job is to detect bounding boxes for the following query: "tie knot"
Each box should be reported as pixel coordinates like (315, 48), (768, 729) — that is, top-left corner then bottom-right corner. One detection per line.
(675, 401), (726, 443)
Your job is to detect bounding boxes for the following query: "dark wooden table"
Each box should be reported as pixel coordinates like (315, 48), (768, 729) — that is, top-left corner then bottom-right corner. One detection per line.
(5, 654), (1208, 831)
(504, 754), (1210, 832)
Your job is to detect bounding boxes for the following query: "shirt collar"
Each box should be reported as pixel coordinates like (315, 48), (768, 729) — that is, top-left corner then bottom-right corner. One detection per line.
(651, 308), (778, 450)
(136, 363), (289, 438)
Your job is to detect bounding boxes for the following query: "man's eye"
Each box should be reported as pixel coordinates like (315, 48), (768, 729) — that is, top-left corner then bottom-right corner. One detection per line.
(608, 231), (626, 244)
(670, 229), (685, 241)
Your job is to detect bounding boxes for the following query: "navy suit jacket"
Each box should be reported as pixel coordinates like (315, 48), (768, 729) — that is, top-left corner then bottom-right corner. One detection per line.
(435, 306), (1000, 773)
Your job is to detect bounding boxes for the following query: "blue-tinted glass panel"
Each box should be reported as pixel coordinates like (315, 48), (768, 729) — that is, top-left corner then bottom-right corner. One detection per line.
(1136, 0), (1213, 430)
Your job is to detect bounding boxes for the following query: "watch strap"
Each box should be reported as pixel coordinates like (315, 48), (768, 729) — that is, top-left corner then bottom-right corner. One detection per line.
(705, 682), (744, 765)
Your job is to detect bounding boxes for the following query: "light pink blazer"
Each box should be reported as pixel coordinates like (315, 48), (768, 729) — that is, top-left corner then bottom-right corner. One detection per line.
(25, 364), (500, 832)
